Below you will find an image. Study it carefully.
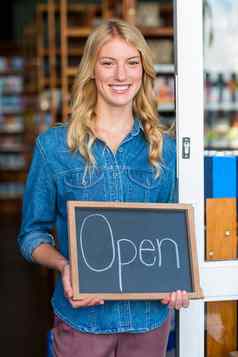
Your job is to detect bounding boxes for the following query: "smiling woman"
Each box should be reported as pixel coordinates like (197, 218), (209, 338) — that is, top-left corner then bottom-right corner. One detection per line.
(68, 19), (162, 169)
(17, 18), (188, 357)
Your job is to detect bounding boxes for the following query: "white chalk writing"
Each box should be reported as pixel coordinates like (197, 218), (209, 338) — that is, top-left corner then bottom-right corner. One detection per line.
(80, 214), (115, 272)
(79, 214), (181, 292)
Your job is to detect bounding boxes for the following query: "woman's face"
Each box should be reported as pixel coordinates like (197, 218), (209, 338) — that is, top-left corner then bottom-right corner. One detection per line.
(94, 37), (143, 110)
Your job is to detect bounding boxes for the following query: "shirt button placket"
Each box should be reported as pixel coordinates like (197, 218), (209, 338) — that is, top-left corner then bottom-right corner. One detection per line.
(112, 169), (120, 201)
(105, 148), (122, 202)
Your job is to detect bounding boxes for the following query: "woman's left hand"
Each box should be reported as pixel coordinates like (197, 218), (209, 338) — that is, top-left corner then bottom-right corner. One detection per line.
(161, 290), (189, 310)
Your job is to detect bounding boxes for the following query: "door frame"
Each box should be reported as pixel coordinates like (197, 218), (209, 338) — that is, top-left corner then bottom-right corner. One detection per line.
(175, 0), (238, 356)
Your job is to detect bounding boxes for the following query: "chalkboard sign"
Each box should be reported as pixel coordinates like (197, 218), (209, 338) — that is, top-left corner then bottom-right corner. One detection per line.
(67, 201), (202, 300)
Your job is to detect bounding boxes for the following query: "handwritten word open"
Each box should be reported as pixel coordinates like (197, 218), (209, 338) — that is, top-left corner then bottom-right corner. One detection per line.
(80, 214), (181, 292)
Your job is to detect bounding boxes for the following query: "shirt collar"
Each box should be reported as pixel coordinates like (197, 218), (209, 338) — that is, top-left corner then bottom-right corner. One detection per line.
(130, 118), (144, 137)
(93, 117), (144, 157)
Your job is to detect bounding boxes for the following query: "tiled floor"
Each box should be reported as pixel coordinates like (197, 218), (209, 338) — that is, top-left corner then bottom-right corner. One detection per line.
(1, 213), (53, 357)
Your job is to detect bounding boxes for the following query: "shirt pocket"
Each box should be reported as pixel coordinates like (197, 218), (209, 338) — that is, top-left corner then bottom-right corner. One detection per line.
(126, 169), (162, 202)
(62, 167), (105, 201)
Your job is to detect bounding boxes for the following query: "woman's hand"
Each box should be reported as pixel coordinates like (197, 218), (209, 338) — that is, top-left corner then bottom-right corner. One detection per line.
(161, 290), (189, 310)
(61, 263), (104, 308)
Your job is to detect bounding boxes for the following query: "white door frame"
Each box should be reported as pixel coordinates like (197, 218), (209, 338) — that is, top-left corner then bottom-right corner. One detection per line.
(175, 0), (238, 356)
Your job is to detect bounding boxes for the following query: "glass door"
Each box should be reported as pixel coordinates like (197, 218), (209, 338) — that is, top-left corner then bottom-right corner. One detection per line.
(176, 0), (238, 356)
(204, 1), (238, 356)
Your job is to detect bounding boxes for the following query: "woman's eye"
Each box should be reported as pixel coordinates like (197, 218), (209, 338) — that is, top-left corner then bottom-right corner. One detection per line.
(128, 61), (139, 66)
(102, 62), (113, 66)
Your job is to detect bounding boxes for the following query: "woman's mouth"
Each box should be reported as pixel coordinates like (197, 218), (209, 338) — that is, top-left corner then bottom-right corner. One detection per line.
(109, 84), (131, 94)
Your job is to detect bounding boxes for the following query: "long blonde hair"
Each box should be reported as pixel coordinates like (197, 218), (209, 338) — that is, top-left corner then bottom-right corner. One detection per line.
(68, 19), (164, 173)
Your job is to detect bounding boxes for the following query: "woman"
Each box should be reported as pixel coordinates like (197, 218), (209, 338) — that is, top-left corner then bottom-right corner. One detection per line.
(18, 19), (189, 357)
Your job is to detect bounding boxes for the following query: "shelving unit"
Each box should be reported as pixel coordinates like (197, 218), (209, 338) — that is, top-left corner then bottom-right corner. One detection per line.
(204, 70), (238, 150)
(60, 0), (112, 120)
(36, 1), (59, 128)
(131, 1), (175, 125)
(58, 0), (175, 121)
(0, 55), (31, 213)
(26, 0), (175, 125)
(5, 0), (173, 142)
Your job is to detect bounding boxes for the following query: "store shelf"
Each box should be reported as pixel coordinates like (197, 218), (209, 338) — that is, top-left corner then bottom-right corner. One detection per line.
(0, 111), (25, 115)
(158, 104), (175, 112)
(41, 48), (84, 56)
(0, 130), (24, 134)
(67, 48), (84, 56)
(0, 91), (23, 96)
(66, 67), (78, 77)
(139, 26), (173, 37)
(0, 71), (22, 76)
(0, 50), (31, 207)
(35, 0), (175, 121)
(0, 193), (23, 199)
(0, 167), (27, 173)
(0, 197), (23, 214)
(66, 27), (92, 37)
(155, 64), (175, 74)
(205, 147), (238, 152)
(41, 78), (61, 87)
(38, 3), (101, 13)
(0, 146), (26, 152)
(206, 103), (238, 111)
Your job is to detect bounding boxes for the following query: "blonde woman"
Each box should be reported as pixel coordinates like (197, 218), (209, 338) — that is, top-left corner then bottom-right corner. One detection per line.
(18, 19), (189, 357)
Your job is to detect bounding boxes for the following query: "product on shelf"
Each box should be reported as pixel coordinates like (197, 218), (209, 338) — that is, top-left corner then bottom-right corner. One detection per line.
(136, 2), (161, 27)
(153, 75), (175, 110)
(205, 71), (238, 111)
(204, 68), (238, 149)
(0, 76), (23, 93)
(0, 55), (33, 207)
(0, 115), (24, 133)
(0, 182), (25, 199)
(0, 56), (24, 72)
(147, 39), (173, 65)
(0, 154), (26, 170)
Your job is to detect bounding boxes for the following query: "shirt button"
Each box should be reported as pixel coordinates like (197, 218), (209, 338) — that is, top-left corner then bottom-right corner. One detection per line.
(119, 148), (123, 152)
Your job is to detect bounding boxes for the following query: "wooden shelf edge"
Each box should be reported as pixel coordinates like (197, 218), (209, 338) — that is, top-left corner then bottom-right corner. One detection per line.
(66, 27), (92, 37)
(66, 67), (78, 77)
(38, 3), (101, 13)
(138, 26), (173, 37)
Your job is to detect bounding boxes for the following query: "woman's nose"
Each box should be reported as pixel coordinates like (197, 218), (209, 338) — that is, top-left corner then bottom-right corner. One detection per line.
(115, 64), (127, 81)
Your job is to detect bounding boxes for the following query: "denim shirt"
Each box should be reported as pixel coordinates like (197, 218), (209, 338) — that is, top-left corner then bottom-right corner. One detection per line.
(18, 119), (177, 334)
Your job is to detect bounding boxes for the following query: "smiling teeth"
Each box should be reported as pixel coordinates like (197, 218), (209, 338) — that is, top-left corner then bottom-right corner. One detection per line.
(110, 85), (130, 91)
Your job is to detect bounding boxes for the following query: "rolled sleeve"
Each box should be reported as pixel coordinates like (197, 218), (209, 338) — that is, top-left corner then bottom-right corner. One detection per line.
(20, 231), (55, 262)
(18, 137), (57, 262)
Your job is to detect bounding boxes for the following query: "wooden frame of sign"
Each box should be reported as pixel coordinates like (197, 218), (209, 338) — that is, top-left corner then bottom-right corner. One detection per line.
(67, 201), (203, 300)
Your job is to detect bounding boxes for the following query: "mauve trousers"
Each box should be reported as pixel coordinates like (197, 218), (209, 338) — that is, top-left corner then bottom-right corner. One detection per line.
(52, 313), (171, 357)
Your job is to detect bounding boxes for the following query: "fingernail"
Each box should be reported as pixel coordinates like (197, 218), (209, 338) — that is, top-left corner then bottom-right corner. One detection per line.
(100, 301), (104, 304)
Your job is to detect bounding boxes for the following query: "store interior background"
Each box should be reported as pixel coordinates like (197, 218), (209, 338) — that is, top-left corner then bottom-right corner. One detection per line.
(2, 0), (238, 356)
(1, 1), (175, 356)
(1, 2), (55, 357)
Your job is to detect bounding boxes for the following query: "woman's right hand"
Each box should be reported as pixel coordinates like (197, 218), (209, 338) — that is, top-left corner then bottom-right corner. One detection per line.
(61, 262), (104, 308)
